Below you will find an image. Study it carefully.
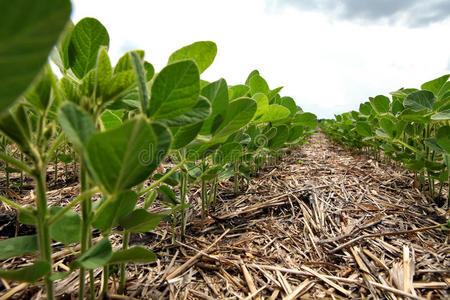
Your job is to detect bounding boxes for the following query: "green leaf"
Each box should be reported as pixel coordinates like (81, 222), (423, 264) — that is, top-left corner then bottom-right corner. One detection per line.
(149, 61), (200, 119)
(214, 142), (243, 164)
(72, 238), (112, 269)
(68, 18), (110, 78)
(355, 121), (372, 137)
(25, 65), (56, 112)
(92, 191), (138, 233)
(0, 235), (38, 259)
(168, 41), (217, 73)
(0, 261), (50, 283)
(162, 96), (211, 127)
(287, 125), (304, 142)
(431, 109), (450, 121)
(370, 95), (390, 114)
(104, 70), (136, 101)
(119, 209), (165, 233)
(404, 90), (435, 111)
(171, 122), (203, 149)
(109, 247), (156, 264)
(100, 110), (122, 130)
(86, 117), (171, 194)
(248, 74), (270, 95)
(436, 126), (450, 153)
(114, 50), (144, 73)
(294, 112), (318, 128)
(0, 107), (32, 155)
(228, 85), (250, 100)
(58, 102), (96, 152)
(213, 98), (257, 139)
(130, 51), (149, 113)
(359, 102), (373, 116)
(158, 185), (178, 206)
(277, 97), (298, 116)
(252, 93), (269, 119)
(421, 74), (449, 96)
(0, 0), (71, 114)
(269, 125), (289, 149)
(200, 79), (229, 134)
(95, 47), (112, 95)
(49, 207), (81, 244)
(255, 104), (290, 123)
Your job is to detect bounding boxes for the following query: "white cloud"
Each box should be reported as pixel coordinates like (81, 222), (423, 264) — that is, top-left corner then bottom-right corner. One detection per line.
(72, 0), (450, 118)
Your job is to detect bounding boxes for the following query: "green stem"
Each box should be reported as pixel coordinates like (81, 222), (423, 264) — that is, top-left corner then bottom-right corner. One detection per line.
(234, 162), (239, 194)
(78, 163), (91, 300)
(35, 171), (54, 300)
(201, 178), (207, 220)
(118, 231), (130, 294)
(138, 160), (185, 197)
(101, 265), (109, 297)
(180, 171), (187, 240)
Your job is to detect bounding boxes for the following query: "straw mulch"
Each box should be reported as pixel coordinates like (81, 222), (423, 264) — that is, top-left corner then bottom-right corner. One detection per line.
(0, 133), (449, 299)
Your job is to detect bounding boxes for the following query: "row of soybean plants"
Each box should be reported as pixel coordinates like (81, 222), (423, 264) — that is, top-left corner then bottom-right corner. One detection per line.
(321, 74), (450, 207)
(0, 2), (317, 300)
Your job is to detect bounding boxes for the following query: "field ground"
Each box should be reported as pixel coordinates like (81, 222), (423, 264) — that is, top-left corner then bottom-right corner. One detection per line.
(1, 133), (449, 299)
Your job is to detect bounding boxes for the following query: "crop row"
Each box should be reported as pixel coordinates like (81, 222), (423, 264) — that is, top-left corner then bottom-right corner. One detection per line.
(321, 75), (450, 207)
(0, 1), (317, 299)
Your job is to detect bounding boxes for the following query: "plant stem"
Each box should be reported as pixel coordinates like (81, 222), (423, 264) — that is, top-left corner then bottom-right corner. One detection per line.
(138, 160), (185, 197)
(201, 177), (207, 220)
(78, 163), (91, 299)
(35, 171), (54, 300)
(118, 231), (130, 294)
(0, 152), (33, 175)
(180, 171), (187, 240)
(101, 265), (109, 297)
(234, 162), (239, 194)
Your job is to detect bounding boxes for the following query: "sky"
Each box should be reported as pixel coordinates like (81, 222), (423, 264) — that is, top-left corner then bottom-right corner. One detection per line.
(72, 0), (450, 118)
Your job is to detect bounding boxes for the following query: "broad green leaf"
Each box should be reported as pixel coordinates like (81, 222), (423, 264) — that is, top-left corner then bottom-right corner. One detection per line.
(149, 61), (200, 119)
(100, 110), (122, 130)
(255, 104), (290, 123)
(0, 0), (71, 114)
(108, 247), (156, 264)
(92, 191), (138, 233)
(398, 108), (430, 123)
(158, 185), (178, 206)
(421, 74), (449, 96)
(86, 117), (171, 194)
(72, 238), (112, 269)
(0, 235), (38, 259)
(49, 207), (81, 244)
(200, 79), (229, 134)
(248, 74), (270, 95)
(104, 70), (136, 101)
(51, 21), (74, 72)
(171, 122), (203, 149)
(58, 102), (96, 151)
(0, 261), (50, 283)
(431, 110), (450, 121)
(245, 70), (260, 85)
(370, 95), (390, 114)
(356, 121), (372, 137)
(269, 125), (289, 149)
(162, 96), (211, 127)
(168, 41), (217, 73)
(278, 97), (298, 115)
(294, 112), (318, 128)
(404, 90), (435, 111)
(287, 125), (304, 142)
(114, 50), (144, 73)
(359, 102), (372, 116)
(119, 209), (165, 233)
(214, 142), (243, 164)
(436, 126), (450, 153)
(379, 117), (399, 139)
(95, 47), (112, 95)
(213, 98), (257, 139)
(68, 18), (110, 78)
(228, 85), (250, 100)
(268, 87), (284, 101)
(252, 93), (269, 119)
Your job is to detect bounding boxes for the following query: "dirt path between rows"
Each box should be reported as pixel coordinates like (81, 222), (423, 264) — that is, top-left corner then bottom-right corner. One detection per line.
(2, 133), (449, 299)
